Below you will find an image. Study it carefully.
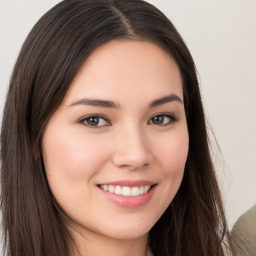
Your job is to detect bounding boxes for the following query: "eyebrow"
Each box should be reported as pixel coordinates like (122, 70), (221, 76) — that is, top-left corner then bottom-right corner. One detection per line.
(68, 93), (183, 109)
(149, 94), (183, 107)
(69, 98), (120, 108)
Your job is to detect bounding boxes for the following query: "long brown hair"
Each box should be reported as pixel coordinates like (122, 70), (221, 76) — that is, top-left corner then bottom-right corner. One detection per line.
(1, 0), (232, 255)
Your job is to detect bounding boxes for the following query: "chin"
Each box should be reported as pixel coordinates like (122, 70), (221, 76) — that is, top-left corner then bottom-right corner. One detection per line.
(101, 220), (154, 240)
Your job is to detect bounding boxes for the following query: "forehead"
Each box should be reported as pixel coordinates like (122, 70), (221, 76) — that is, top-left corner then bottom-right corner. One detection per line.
(63, 40), (183, 105)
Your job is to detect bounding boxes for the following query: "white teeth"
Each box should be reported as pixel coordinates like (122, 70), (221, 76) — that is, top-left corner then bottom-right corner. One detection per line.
(144, 185), (150, 194)
(109, 185), (115, 193)
(100, 184), (151, 196)
(131, 187), (139, 196)
(115, 185), (122, 195)
(102, 185), (108, 191)
(122, 186), (131, 196)
(139, 186), (144, 195)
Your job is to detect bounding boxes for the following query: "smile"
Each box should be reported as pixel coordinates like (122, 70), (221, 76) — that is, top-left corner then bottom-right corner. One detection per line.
(97, 180), (157, 207)
(99, 184), (151, 197)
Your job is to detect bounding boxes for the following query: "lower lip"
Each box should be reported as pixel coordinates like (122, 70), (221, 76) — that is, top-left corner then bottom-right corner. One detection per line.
(98, 186), (156, 208)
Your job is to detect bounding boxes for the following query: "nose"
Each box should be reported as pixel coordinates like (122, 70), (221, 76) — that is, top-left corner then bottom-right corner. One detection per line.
(112, 126), (152, 170)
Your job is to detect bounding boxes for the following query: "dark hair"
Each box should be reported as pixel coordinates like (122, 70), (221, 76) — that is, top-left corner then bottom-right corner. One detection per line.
(1, 0), (232, 255)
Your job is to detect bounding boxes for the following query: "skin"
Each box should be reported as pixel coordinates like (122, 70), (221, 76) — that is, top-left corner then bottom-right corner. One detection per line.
(42, 40), (189, 256)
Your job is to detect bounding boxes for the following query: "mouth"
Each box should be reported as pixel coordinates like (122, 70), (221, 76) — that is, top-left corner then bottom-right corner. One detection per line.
(97, 181), (157, 208)
(98, 184), (155, 197)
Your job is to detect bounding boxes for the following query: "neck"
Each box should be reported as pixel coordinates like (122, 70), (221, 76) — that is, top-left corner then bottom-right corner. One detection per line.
(70, 227), (152, 256)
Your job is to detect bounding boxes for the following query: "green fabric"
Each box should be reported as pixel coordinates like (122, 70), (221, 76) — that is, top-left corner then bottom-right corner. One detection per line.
(231, 204), (256, 256)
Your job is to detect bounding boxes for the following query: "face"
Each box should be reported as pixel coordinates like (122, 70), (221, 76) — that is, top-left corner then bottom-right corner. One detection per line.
(42, 40), (189, 242)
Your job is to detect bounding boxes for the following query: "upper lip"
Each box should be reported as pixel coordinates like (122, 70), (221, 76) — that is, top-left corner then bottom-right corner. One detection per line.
(98, 180), (156, 187)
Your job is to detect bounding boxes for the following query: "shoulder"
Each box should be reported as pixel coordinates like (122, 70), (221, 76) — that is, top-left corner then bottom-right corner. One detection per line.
(231, 204), (256, 256)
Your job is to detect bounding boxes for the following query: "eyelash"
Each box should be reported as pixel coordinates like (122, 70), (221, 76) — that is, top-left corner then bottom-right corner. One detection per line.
(78, 114), (110, 128)
(148, 113), (178, 126)
(79, 113), (178, 128)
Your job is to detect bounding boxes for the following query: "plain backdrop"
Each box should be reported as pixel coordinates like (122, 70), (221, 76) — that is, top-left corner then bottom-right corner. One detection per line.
(0, 0), (256, 229)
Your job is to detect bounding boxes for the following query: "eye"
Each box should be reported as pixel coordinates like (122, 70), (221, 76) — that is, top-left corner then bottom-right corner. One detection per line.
(149, 114), (177, 126)
(79, 115), (110, 128)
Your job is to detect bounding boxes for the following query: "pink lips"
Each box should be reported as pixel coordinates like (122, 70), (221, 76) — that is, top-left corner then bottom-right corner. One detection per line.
(97, 180), (157, 208)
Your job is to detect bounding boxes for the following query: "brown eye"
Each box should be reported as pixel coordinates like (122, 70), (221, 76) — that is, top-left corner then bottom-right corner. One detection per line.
(152, 115), (164, 124)
(80, 115), (110, 128)
(87, 117), (100, 126)
(149, 114), (177, 126)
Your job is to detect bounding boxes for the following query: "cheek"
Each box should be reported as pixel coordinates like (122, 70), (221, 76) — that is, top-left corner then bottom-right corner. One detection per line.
(149, 129), (189, 219)
(42, 129), (107, 182)
(156, 130), (189, 177)
(41, 128), (109, 209)
(42, 131), (112, 214)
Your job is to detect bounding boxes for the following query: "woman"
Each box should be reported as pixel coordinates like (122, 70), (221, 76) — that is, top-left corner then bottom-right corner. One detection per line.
(0, 0), (232, 255)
